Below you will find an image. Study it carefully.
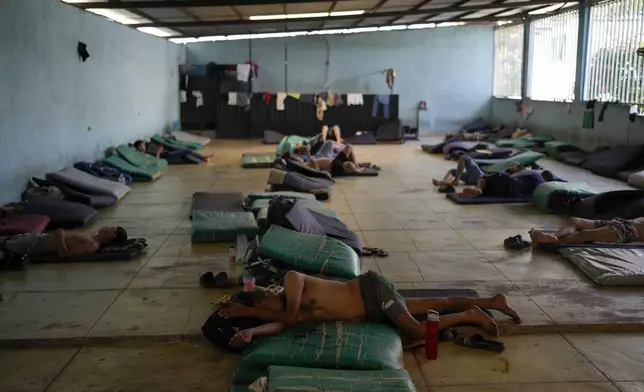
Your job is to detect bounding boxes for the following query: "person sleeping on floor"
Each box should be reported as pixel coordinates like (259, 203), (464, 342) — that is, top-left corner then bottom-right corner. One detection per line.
(287, 143), (365, 176)
(0, 226), (127, 260)
(133, 140), (213, 163)
(433, 156), (564, 198)
(530, 217), (644, 246)
(219, 270), (522, 347)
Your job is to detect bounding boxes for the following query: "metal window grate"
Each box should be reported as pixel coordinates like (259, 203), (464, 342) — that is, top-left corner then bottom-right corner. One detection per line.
(494, 24), (524, 98)
(529, 10), (579, 101)
(584, 0), (644, 104)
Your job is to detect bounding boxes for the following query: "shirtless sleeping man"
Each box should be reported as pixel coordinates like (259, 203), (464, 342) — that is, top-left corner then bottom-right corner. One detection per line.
(288, 143), (363, 176)
(0, 226), (127, 260)
(530, 217), (644, 246)
(220, 270), (522, 346)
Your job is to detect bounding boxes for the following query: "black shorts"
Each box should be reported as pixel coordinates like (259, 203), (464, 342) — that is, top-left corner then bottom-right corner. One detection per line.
(331, 151), (350, 176)
(358, 271), (409, 327)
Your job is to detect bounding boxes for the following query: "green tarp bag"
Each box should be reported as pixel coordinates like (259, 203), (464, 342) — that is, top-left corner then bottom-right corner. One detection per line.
(242, 322), (403, 371)
(191, 211), (259, 243)
(525, 134), (554, 143)
(544, 141), (577, 158)
(532, 182), (596, 212)
(103, 156), (160, 181)
(231, 359), (268, 386)
(267, 366), (415, 392)
(152, 134), (204, 150)
(483, 151), (546, 173)
(241, 153), (275, 168)
(275, 135), (314, 156)
(116, 145), (167, 173)
(494, 138), (536, 148)
(258, 226), (360, 279)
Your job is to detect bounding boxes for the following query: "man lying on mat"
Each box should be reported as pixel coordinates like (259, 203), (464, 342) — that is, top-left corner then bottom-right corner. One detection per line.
(432, 156), (523, 187)
(133, 140), (213, 163)
(289, 143), (363, 176)
(0, 226), (127, 259)
(530, 217), (644, 246)
(219, 270), (522, 347)
(459, 169), (564, 199)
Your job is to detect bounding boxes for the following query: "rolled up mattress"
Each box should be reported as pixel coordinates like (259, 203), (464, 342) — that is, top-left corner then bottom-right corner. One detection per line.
(47, 167), (130, 200)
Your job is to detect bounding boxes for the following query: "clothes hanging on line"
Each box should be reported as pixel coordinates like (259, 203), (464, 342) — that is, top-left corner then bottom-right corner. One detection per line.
(192, 91), (203, 107)
(347, 93), (364, 105)
(316, 96), (327, 121)
(287, 92), (301, 99)
(264, 92), (272, 105)
(371, 94), (390, 118)
(237, 63), (251, 82)
(276, 93), (287, 111)
(237, 93), (250, 107)
(180, 90), (187, 103)
(228, 92), (237, 106)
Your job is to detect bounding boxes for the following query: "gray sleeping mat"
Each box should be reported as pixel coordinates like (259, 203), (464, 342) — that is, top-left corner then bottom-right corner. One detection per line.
(560, 247), (644, 286)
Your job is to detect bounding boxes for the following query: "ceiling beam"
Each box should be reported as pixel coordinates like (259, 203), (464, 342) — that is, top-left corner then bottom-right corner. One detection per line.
(132, 0), (573, 27)
(439, 0), (506, 23)
(77, 0), (357, 9)
(388, 0), (433, 25)
(352, 0), (389, 27)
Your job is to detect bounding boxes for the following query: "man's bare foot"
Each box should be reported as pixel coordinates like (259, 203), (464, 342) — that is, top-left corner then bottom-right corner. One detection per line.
(528, 228), (558, 248)
(432, 179), (440, 186)
(490, 294), (522, 323)
(465, 306), (499, 336)
(204, 155), (214, 162)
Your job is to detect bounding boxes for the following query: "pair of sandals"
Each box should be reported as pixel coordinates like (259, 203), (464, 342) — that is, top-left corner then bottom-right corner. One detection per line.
(504, 235), (531, 250)
(404, 330), (505, 353)
(362, 247), (388, 257)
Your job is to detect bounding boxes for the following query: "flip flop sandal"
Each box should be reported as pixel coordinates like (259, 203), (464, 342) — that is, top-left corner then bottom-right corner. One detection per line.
(453, 334), (505, 352)
(504, 235), (530, 250)
(439, 185), (456, 194)
(362, 247), (389, 257)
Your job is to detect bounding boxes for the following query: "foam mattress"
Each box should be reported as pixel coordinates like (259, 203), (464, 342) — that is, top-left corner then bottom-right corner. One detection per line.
(241, 153), (275, 168)
(532, 182), (596, 213)
(267, 367), (415, 392)
(560, 247), (644, 286)
(47, 167), (130, 200)
(191, 192), (243, 213)
(116, 145), (168, 173)
(191, 211), (258, 243)
(104, 156), (160, 181)
(170, 130), (210, 146)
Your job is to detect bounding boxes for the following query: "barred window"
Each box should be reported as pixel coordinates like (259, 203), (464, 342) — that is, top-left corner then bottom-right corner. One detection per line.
(528, 10), (580, 101)
(584, 0), (644, 104)
(494, 24), (524, 98)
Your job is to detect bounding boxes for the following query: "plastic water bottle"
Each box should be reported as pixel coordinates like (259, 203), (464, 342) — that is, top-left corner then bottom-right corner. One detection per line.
(425, 310), (439, 360)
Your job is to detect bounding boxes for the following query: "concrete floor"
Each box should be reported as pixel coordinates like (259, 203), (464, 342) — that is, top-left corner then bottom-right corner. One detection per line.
(1, 139), (644, 392)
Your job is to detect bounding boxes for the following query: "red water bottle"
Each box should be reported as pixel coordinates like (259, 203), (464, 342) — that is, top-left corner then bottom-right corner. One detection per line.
(425, 310), (439, 360)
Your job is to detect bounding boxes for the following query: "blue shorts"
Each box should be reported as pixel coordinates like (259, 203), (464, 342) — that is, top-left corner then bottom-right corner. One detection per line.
(449, 157), (484, 185)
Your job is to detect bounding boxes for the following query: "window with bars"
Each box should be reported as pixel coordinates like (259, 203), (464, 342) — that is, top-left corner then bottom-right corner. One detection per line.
(584, 0), (644, 104)
(493, 24), (524, 98)
(528, 10), (580, 101)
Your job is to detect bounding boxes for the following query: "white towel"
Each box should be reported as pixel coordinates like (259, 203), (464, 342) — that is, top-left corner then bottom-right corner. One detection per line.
(276, 93), (287, 111)
(237, 63), (251, 82)
(192, 91), (203, 107)
(180, 90), (187, 103)
(228, 92), (237, 106)
(347, 93), (363, 105)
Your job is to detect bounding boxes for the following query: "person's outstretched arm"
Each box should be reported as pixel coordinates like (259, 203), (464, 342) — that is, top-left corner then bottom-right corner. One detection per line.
(229, 322), (286, 347)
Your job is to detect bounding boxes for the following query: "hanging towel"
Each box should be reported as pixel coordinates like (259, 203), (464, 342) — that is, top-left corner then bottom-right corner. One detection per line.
(316, 96), (327, 121)
(264, 92), (272, 105)
(630, 105), (638, 122)
(180, 90), (187, 103)
(237, 92), (250, 107)
(276, 93), (287, 111)
(287, 92), (301, 99)
(237, 63), (251, 82)
(192, 91), (203, 107)
(386, 68), (396, 89)
(334, 93), (344, 106)
(228, 92), (237, 106)
(347, 93), (364, 106)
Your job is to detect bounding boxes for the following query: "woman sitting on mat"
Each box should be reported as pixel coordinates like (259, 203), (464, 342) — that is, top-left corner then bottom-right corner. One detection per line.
(459, 169), (564, 199)
(0, 226), (127, 261)
(529, 217), (644, 246)
(133, 140), (213, 163)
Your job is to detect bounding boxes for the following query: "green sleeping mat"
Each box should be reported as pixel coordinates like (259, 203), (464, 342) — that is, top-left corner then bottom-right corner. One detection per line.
(532, 182), (597, 213)
(267, 367), (415, 392)
(258, 225), (360, 279)
(483, 150), (546, 173)
(525, 134), (555, 143)
(103, 156), (161, 181)
(245, 191), (316, 206)
(116, 145), (168, 173)
(275, 135), (314, 156)
(545, 141), (576, 157)
(241, 153), (276, 169)
(239, 322), (402, 377)
(153, 134), (204, 150)
(255, 202), (339, 232)
(191, 211), (259, 243)
(494, 138), (536, 148)
(249, 198), (337, 217)
(232, 360), (268, 387)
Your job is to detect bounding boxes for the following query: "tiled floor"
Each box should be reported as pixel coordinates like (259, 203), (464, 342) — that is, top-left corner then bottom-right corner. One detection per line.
(1, 138), (644, 391)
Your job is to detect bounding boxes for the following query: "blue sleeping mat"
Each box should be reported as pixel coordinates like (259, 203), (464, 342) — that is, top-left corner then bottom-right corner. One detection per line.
(446, 193), (530, 205)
